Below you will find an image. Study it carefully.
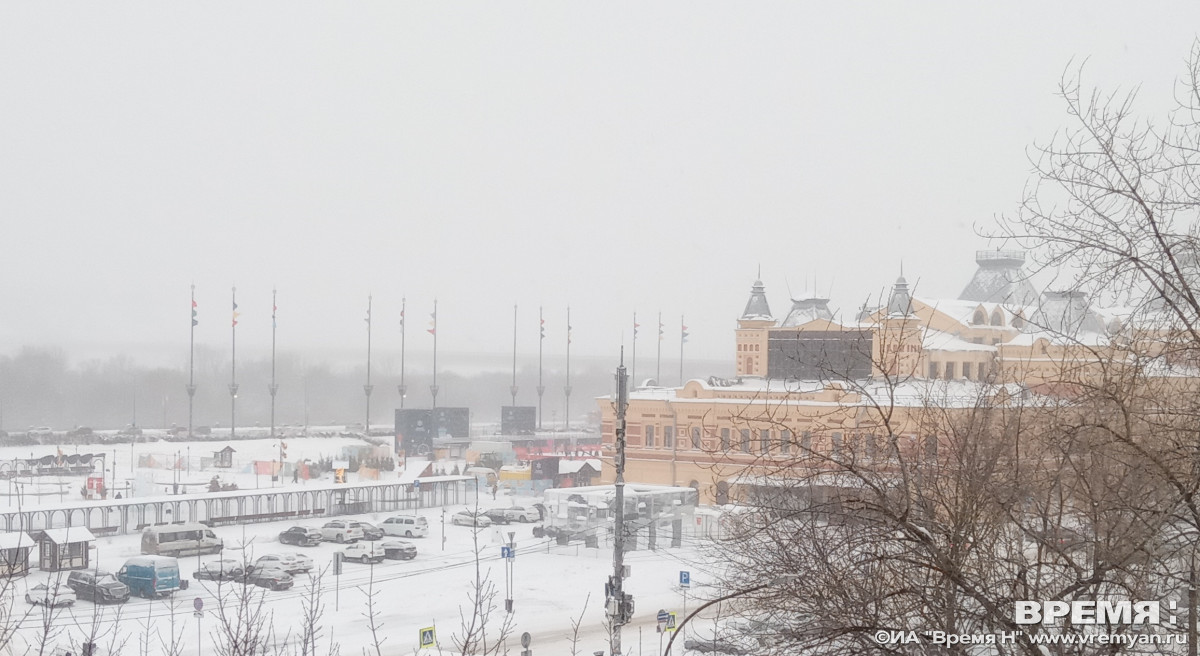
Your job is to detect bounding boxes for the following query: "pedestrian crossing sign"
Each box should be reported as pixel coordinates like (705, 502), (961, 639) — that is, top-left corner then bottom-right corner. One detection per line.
(666, 613), (677, 632)
(420, 627), (436, 648)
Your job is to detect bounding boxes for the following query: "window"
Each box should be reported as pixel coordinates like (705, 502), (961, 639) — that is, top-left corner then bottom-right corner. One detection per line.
(831, 432), (843, 458)
(740, 429), (751, 453)
(780, 429), (791, 455)
(865, 433), (878, 460)
(928, 362), (938, 379)
(664, 425), (674, 448)
(973, 309), (986, 325)
(691, 427), (702, 450)
(760, 429), (770, 454)
(721, 428), (730, 451)
(645, 425), (655, 447)
(991, 309), (1004, 326)
(800, 430), (812, 452)
(944, 362), (955, 379)
(925, 436), (939, 460)
(962, 362), (972, 380)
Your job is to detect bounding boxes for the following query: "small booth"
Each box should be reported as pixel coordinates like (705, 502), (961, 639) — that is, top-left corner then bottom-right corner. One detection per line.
(0, 532), (34, 578)
(37, 527), (95, 572)
(214, 446), (235, 469)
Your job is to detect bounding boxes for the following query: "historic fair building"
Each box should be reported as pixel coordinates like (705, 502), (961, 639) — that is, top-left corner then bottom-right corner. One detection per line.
(597, 250), (1153, 504)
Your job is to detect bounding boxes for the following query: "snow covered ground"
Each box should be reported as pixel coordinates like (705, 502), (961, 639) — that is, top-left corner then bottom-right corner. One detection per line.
(0, 436), (719, 656)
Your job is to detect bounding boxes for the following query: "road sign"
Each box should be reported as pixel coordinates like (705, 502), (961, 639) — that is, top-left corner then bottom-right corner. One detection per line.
(657, 609), (669, 622)
(679, 570), (690, 587)
(501, 546), (513, 559)
(193, 597), (204, 612)
(419, 626), (436, 648)
(413, 479), (421, 490)
(520, 632), (531, 648)
(333, 552), (343, 576)
(666, 612), (677, 632)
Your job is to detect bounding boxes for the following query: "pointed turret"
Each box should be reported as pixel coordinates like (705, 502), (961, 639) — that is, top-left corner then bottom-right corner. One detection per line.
(887, 275), (915, 317)
(959, 250), (1040, 306)
(741, 279), (773, 321)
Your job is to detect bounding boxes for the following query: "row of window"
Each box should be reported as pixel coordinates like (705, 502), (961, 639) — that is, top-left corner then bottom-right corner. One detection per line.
(928, 360), (996, 381)
(639, 426), (940, 460)
(737, 342), (762, 351)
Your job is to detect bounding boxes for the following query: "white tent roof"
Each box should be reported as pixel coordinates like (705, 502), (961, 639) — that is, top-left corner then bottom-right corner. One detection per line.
(41, 527), (95, 544)
(0, 532), (34, 550)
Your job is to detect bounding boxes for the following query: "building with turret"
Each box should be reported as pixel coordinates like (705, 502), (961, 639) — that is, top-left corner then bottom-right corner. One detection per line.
(598, 249), (1187, 503)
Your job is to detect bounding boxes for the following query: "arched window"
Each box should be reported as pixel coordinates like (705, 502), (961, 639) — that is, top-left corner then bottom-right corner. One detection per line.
(1012, 314), (1025, 330)
(991, 309), (1004, 326)
(973, 309), (986, 325)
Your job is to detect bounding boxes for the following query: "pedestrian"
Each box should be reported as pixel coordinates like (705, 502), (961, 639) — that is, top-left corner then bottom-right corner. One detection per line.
(491, 484), (498, 500)
(292, 467), (299, 483)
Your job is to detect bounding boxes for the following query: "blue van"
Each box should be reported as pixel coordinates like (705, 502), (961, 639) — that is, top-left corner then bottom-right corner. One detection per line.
(117, 555), (181, 598)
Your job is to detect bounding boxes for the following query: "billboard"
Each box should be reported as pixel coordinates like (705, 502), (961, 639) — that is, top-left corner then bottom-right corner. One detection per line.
(501, 406), (536, 435)
(433, 407), (470, 439)
(395, 409), (433, 457)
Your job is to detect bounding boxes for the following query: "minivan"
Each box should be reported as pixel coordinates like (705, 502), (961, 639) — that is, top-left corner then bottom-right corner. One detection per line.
(141, 523), (223, 557)
(118, 555), (181, 598)
(67, 570), (130, 604)
(381, 515), (428, 538)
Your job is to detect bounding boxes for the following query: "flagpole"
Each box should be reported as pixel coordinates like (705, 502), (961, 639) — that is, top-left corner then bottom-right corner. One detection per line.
(631, 312), (638, 389)
(270, 289), (279, 439)
(510, 304), (518, 407)
(537, 306), (544, 430)
(680, 315), (686, 386)
(656, 311), (663, 384)
(564, 306), (572, 431)
(430, 300), (439, 409)
(364, 295), (373, 435)
(398, 297), (407, 409)
(229, 287), (239, 439)
(187, 285), (197, 439)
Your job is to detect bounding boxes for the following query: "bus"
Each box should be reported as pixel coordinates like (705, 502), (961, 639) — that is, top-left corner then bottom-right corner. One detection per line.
(140, 523), (223, 557)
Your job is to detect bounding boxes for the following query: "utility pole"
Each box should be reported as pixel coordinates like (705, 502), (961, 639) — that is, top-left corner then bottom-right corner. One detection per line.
(510, 304), (519, 407)
(187, 285), (197, 439)
(605, 349), (632, 654)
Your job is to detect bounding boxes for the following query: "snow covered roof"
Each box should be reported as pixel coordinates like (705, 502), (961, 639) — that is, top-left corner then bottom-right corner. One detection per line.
(887, 275), (915, 317)
(41, 527), (95, 544)
(741, 279), (773, 321)
(922, 328), (998, 353)
(959, 250), (1041, 306)
(558, 459), (602, 474)
(0, 532), (33, 550)
(780, 296), (834, 327)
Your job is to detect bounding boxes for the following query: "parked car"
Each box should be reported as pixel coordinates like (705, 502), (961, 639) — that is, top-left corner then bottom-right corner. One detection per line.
(254, 553), (313, 575)
(278, 526), (323, 547)
(503, 506), (540, 523)
(118, 555), (181, 598)
(380, 515), (428, 538)
(683, 638), (750, 655)
(451, 510), (493, 528)
(67, 570), (130, 604)
(341, 541), (386, 564)
(483, 509), (513, 525)
(246, 564), (294, 591)
(381, 540), (417, 560)
(357, 522), (385, 541)
(193, 559), (247, 582)
(26, 582), (76, 607)
(320, 520), (365, 543)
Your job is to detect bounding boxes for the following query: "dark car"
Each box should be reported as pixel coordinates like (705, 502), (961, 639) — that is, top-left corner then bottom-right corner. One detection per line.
(483, 509), (512, 525)
(279, 526), (323, 547)
(193, 559), (247, 582)
(381, 540), (418, 560)
(357, 522), (385, 541)
(246, 564), (293, 591)
(66, 570), (130, 604)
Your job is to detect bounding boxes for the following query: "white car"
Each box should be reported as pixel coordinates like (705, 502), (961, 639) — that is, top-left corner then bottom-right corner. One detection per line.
(26, 582), (76, 607)
(451, 510), (493, 528)
(380, 515), (429, 538)
(320, 520), (365, 543)
(502, 506), (539, 523)
(341, 541), (386, 564)
(254, 553), (313, 575)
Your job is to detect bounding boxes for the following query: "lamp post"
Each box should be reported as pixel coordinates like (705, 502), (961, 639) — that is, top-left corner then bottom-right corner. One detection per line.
(662, 575), (796, 656)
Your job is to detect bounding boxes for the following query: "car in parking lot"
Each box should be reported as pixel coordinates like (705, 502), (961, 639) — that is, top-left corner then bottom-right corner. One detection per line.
(357, 522), (385, 541)
(380, 515), (428, 538)
(341, 541), (386, 564)
(483, 509), (512, 525)
(321, 520), (365, 543)
(193, 559), (247, 582)
(503, 506), (540, 523)
(26, 582), (76, 607)
(254, 553), (313, 575)
(66, 570), (130, 604)
(381, 540), (417, 560)
(278, 526), (323, 547)
(246, 564), (293, 590)
(451, 510), (493, 528)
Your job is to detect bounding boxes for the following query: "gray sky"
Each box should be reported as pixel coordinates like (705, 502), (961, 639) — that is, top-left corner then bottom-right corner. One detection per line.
(3, 3), (1199, 369)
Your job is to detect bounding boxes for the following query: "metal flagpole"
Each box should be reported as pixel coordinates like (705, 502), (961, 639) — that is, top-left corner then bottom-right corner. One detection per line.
(229, 287), (239, 438)
(429, 300), (439, 408)
(631, 312), (638, 389)
(510, 304), (519, 407)
(680, 316), (687, 386)
(398, 297), (407, 408)
(564, 307), (572, 431)
(187, 285), (197, 439)
(270, 290), (279, 486)
(656, 312), (663, 384)
(364, 295), (374, 434)
(537, 307), (545, 430)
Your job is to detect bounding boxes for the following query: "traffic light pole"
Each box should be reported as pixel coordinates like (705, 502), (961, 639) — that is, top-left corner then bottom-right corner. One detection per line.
(606, 349), (632, 655)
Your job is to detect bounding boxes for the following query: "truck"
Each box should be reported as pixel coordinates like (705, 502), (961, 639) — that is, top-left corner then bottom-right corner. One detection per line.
(117, 555), (182, 598)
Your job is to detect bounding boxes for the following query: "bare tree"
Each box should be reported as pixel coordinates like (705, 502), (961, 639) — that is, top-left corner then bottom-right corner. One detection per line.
(359, 563), (386, 656)
(452, 504), (514, 656)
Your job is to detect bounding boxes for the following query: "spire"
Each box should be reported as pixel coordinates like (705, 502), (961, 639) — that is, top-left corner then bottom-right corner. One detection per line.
(741, 277), (773, 321)
(887, 274), (914, 317)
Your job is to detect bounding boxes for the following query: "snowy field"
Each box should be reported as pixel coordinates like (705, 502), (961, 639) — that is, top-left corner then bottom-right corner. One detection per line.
(0, 436), (719, 656)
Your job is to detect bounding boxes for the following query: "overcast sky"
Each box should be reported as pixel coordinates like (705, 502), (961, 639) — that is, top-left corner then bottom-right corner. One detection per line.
(3, 3), (1199, 371)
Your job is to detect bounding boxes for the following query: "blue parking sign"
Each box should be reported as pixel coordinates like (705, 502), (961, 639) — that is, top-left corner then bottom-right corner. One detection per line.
(679, 570), (690, 587)
(501, 546), (513, 559)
